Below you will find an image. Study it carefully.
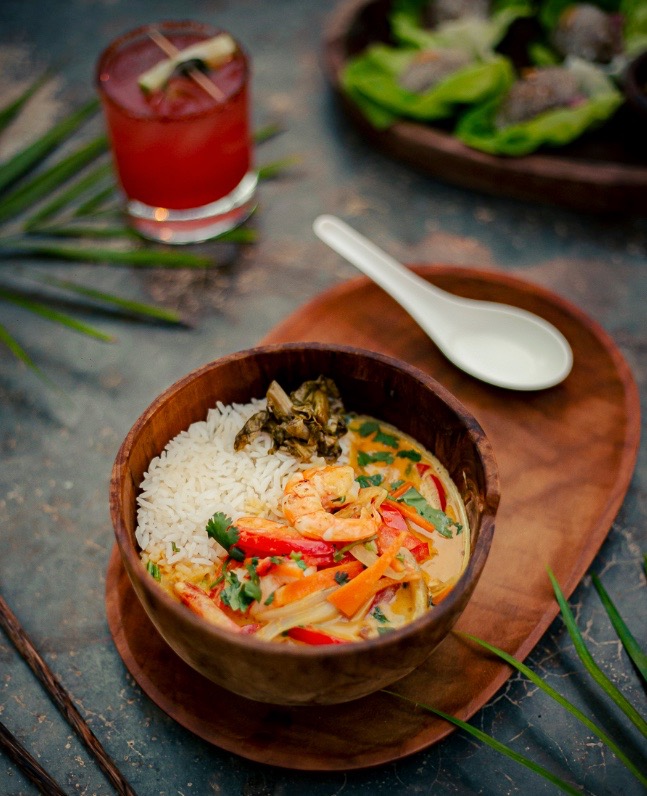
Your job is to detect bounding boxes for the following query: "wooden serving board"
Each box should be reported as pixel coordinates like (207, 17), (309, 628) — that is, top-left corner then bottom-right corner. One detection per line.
(106, 266), (640, 770)
(322, 0), (647, 216)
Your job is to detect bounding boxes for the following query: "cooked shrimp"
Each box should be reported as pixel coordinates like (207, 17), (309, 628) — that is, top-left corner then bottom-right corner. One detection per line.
(234, 515), (298, 537)
(174, 582), (240, 632)
(281, 465), (377, 542)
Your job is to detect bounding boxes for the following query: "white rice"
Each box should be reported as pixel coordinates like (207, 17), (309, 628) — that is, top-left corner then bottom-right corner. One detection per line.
(135, 398), (338, 567)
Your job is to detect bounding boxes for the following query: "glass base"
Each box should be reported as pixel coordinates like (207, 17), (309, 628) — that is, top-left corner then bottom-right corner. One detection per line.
(126, 171), (258, 245)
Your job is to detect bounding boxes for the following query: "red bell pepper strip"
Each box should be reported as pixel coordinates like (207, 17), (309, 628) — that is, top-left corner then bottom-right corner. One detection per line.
(235, 530), (336, 566)
(287, 626), (347, 645)
(378, 502), (428, 562)
(416, 463), (447, 511)
(379, 501), (409, 533)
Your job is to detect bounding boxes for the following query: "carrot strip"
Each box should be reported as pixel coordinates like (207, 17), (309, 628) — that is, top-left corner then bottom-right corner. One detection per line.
(389, 481), (414, 500)
(272, 560), (363, 608)
(431, 582), (455, 605)
(383, 498), (437, 534)
(271, 561), (306, 580)
(327, 532), (406, 618)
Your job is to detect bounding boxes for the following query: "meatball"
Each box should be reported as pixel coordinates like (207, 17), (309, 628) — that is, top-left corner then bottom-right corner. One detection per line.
(424, 0), (490, 26)
(552, 3), (621, 64)
(494, 67), (583, 128)
(399, 48), (473, 93)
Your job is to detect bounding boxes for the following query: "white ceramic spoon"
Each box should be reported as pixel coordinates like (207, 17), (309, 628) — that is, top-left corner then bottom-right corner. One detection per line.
(313, 215), (573, 391)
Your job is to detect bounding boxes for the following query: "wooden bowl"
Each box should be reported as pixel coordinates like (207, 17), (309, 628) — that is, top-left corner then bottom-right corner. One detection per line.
(624, 50), (647, 122)
(109, 343), (499, 705)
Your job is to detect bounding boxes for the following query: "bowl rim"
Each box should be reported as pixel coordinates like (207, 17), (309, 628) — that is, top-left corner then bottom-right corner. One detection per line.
(110, 342), (500, 656)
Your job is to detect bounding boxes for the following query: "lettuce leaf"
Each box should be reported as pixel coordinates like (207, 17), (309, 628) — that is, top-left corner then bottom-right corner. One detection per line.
(341, 43), (514, 129)
(455, 58), (623, 155)
(622, 0), (647, 54)
(391, 0), (533, 52)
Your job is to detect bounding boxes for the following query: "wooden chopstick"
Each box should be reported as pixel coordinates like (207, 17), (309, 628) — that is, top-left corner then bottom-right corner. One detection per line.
(0, 719), (68, 796)
(0, 593), (137, 796)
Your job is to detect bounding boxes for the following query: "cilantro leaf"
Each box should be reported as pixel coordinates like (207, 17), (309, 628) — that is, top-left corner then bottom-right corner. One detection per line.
(334, 571), (350, 585)
(397, 449), (421, 462)
(244, 560), (262, 602)
(220, 569), (260, 612)
(290, 551), (307, 571)
(357, 450), (394, 467)
(374, 429), (399, 448)
(371, 606), (389, 623)
(398, 487), (461, 538)
(356, 473), (384, 488)
(358, 420), (380, 437)
(205, 512), (244, 560)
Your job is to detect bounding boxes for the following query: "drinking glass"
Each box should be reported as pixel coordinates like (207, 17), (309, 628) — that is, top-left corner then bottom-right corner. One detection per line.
(96, 21), (256, 244)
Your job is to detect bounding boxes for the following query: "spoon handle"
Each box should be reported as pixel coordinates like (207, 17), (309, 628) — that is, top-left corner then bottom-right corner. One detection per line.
(313, 215), (454, 339)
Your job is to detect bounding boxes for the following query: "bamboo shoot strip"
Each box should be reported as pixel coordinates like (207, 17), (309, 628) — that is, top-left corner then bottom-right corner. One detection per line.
(0, 593), (137, 796)
(0, 720), (69, 796)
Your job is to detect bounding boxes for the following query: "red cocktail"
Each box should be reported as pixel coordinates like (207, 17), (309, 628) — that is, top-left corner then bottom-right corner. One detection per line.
(96, 21), (256, 243)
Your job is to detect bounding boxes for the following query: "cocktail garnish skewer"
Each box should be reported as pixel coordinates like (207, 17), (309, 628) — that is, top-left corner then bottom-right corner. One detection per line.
(146, 27), (225, 101)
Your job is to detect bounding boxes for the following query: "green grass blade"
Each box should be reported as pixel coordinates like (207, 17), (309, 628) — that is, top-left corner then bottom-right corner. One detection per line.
(591, 573), (647, 684)
(27, 224), (256, 243)
(40, 276), (183, 324)
(0, 98), (98, 193)
(253, 122), (284, 144)
(0, 288), (113, 341)
(23, 161), (112, 229)
(26, 224), (136, 239)
(0, 241), (212, 268)
(0, 319), (40, 370)
(383, 691), (581, 796)
(73, 184), (116, 217)
(0, 72), (50, 133)
(0, 135), (107, 224)
(257, 156), (300, 180)
(548, 568), (647, 738)
(458, 632), (647, 786)
(211, 226), (257, 243)
(0, 319), (58, 388)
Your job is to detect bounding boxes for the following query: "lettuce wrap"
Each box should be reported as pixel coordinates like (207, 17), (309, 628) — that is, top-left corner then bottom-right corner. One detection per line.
(341, 42), (514, 128)
(455, 57), (623, 154)
(390, 0), (533, 52)
(539, 0), (647, 63)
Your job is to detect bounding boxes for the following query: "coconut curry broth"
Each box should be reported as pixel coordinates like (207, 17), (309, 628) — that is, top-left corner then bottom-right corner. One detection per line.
(142, 415), (469, 644)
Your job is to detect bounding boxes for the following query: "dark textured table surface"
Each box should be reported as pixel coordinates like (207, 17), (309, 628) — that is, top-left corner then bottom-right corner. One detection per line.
(0, 1), (645, 794)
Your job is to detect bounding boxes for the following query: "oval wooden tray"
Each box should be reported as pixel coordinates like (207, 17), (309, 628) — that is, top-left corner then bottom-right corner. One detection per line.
(322, 0), (647, 215)
(106, 266), (639, 770)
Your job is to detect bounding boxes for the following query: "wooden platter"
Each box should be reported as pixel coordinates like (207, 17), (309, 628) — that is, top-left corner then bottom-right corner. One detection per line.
(106, 266), (639, 770)
(322, 0), (647, 215)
